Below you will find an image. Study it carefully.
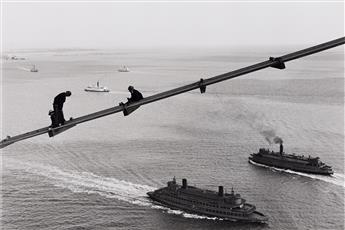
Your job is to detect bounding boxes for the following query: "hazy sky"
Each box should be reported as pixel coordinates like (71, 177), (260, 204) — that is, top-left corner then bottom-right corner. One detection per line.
(2, 1), (344, 50)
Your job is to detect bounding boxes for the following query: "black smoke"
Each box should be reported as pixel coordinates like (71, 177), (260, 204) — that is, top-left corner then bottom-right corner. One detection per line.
(273, 136), (283, 144)
(260, 129), (283, 145)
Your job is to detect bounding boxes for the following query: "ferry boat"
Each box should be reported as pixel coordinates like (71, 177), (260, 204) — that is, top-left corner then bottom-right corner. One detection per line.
(147, 178), (268, 223)
(249, 144), (333, 175)
(84, 81), (110, 92)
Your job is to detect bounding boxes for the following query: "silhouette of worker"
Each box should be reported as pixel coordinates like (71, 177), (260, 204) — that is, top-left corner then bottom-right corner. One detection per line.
(126, 86), (143, 104)
(52, 91), (71, 127)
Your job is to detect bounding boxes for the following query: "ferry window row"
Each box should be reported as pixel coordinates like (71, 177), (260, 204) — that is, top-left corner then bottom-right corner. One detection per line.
(163, 196), (244, 217)
(165, 194), (219, 207)
(205, 209), (243, 216)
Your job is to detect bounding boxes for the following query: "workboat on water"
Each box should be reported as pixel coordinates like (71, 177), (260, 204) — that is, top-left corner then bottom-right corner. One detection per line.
(147, 178), (268, 223)
(249, 144), (333, 175)
(84, 81), (110, 92)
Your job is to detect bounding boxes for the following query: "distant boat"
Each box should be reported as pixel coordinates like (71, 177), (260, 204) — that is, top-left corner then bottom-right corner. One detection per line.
(30, 65), (38, 72)
(118, 65), (130, 72)
(85, 81), (110, 92)
(8, 55), (26, 60)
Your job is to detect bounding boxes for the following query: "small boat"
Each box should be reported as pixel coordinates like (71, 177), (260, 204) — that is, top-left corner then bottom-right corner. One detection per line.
(9, 55), (26, 60)
(30, 65), (38, 72)
(118, 65), (130, 72)
(84, 81), (110, 92)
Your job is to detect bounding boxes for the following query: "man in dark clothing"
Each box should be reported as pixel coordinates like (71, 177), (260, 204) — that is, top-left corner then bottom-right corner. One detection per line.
(126, 86), (143, 104)
(52, 91), (71, 127)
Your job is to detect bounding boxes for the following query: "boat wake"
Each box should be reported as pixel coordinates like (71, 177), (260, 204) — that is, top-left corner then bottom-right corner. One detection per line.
(249, 159), (345, 188)
(7, 159), (222, 221)
(17, 66), (32, 72)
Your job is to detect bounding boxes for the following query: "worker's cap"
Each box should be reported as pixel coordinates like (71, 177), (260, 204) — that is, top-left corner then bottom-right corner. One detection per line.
(66, 91), (72, 96)
(128, 86), (134, 91)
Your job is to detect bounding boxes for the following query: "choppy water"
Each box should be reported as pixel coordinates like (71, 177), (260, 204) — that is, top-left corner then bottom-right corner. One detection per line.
(1, 47), (344, 230)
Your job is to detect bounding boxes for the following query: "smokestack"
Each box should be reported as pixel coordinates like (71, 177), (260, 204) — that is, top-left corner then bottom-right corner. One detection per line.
(218, 186), (224, 196)
(280, 143), (283, 154)
(182, 179), (187, 189)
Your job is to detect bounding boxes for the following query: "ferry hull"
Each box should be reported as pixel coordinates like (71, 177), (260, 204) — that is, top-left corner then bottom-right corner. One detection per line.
(147, 192), (268, 223)
(84, 88), (109, 92)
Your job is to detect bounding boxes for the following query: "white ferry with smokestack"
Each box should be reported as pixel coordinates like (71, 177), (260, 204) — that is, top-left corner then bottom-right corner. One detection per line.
(147, 177), (268, 223)
(84, 81), (110, 92)
(249, 143), (333, 175)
